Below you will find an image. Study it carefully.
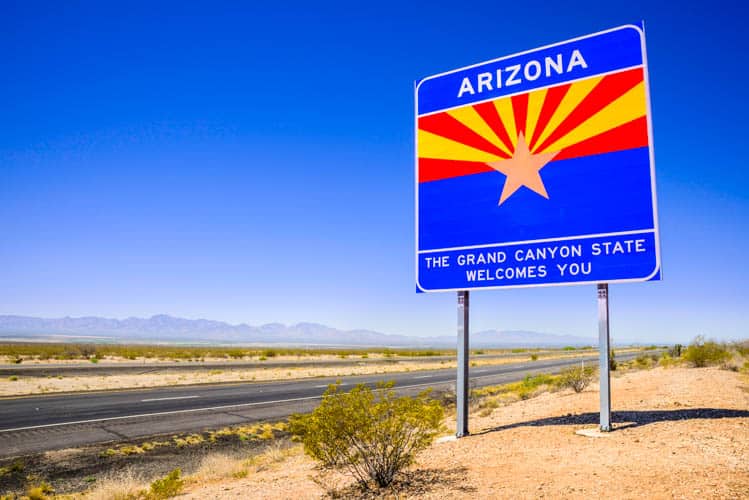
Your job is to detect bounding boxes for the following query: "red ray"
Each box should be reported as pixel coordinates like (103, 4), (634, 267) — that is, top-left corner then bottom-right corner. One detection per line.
(534, 67), (644, 153)
(553, 116), (648, 161)
(511, 93), (528, 138)
(419, 113), (509, 158)
(472, 101), (515, 154)
(529, 83), (571, 151)
(418, 158), (493, 183)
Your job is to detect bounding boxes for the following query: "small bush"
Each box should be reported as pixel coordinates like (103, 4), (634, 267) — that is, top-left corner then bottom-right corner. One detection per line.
(289, 381), (444, 489)
(557, 365), (595, 393)
(8, 375), (18, 381)
(684, 336), (730, 368)
(633, 354), (653, 368)
(26, 481), (54, 500)
(609, 349), (617, 371)
(530, 354), (538, 361)
(226, 349), (245, 359)
(512, 374), (556, 399)
(658, 353), (678, 367)
(149, 468), (183, 499)
(669, 344), (683, 358)
(733, 341), (749, 357)
(0, 460), (24, 477)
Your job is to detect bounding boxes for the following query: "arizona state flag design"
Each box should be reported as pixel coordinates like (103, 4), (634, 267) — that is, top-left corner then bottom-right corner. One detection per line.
(415, 24), (661, 292)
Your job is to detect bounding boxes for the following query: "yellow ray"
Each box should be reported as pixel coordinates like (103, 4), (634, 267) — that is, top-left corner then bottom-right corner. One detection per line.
(538, 82), (646, 154)
(531, 75), (603, 152)
(447, 105), (513, 157)
(418, 129), (503, 162)
(524, 87), (547, 149)
(494, 97), (517, 150)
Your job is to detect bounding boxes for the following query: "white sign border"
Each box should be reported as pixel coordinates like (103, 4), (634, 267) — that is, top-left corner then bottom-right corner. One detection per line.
(414, 23), (661, 293)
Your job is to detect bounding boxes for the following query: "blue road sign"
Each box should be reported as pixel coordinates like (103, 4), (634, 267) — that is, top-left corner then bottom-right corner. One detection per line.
(415, 23), (660, 292)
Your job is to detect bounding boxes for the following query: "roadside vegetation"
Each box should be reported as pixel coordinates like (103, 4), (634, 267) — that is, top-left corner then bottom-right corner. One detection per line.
(0, 343), (457, 363)
(1, 338), (746, 498)
(289, 382), (444, 490)
(0, 343), (609, 364)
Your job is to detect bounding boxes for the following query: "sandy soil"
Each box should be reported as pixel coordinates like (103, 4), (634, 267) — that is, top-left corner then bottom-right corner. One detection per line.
(182, 366), (749, 499)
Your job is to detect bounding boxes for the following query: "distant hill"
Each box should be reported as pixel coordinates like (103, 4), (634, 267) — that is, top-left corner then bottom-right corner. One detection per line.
(470, 329), (595, 348)
(0, 314), (595, 348)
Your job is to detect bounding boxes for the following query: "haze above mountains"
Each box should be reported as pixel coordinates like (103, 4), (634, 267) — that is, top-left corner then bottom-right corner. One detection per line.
(0, 314), (596, 348)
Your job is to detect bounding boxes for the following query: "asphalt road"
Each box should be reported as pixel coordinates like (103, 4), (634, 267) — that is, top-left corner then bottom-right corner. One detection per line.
(0, 351), (646, 457)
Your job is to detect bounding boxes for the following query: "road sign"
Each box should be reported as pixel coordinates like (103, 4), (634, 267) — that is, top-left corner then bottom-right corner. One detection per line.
(415, 23), (660, 292)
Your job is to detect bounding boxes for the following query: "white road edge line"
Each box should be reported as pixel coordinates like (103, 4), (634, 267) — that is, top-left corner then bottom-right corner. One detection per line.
(0, 380), (452, 434)
(141, 395), (200, 402)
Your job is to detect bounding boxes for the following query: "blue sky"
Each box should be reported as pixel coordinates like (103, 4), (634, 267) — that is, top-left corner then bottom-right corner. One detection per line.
(1, 1), (747, 343)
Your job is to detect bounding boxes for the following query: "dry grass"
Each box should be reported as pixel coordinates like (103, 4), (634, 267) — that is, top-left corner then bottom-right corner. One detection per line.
(84, 469), (147, 500)
(0, 350), (625, 397)
(0, 343), (454, 364)
(178, 366), (749, 499)
(83, 443), (302, 499)
(189, 454), (247, 484)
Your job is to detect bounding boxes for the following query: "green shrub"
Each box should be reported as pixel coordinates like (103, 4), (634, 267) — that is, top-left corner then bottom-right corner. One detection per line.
(0, 460), (24, 477)
(732, 341), (749, 357)
(658, 353), (678, 367)
(683, 336), (730, 367)
(557, 365), (595, 393)
(226, 349), (245, 359)
(500, 373), (559, 400)
(634, 354), (652, 368)
(530, 354), (539, 361)
(26, 482), (54, 500)
(609, 349), (617, 371)
(669, 344), (683, 358)
(149, 468), (183, 499)
(289, 381), (443, 489)
(8, 375), (18, 382)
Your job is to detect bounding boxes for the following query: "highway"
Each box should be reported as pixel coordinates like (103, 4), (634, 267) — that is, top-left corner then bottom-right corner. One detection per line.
(0, 351), (643, 457)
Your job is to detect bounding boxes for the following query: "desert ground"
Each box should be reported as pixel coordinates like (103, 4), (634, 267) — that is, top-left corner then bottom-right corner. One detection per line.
(179, 366), (748, 499)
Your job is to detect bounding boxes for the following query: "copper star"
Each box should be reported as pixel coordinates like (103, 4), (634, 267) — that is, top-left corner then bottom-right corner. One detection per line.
(486, 132), (559, 206)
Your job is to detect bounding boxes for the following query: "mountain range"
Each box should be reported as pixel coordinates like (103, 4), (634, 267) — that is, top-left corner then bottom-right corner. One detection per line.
(0, 314), (595, 348)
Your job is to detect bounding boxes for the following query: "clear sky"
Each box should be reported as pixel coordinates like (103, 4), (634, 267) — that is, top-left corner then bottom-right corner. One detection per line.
(1, 1), (747, 343)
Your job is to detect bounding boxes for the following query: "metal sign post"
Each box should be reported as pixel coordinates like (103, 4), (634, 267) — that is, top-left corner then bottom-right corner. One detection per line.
(415, 22), (661, 439)
(597, 283), (611, 431)
(457, 290), (469, 437)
